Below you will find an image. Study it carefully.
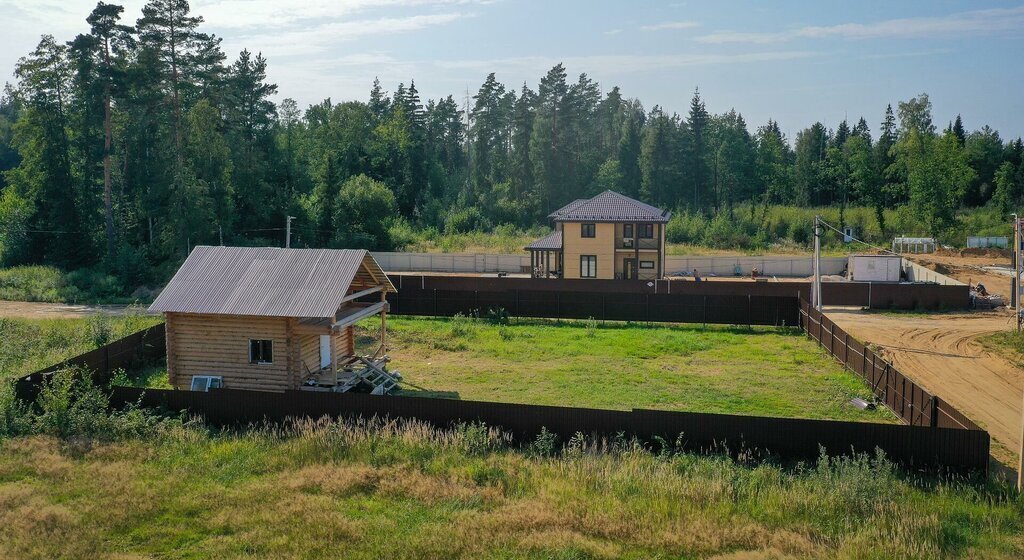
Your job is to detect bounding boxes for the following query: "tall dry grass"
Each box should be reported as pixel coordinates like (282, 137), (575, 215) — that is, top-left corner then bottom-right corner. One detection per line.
(0, 415), (1020, 559)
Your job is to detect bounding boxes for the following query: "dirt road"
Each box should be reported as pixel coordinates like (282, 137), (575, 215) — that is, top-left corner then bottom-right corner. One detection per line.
(0, 300), (153, 319)
(826, 308), (1022, 461)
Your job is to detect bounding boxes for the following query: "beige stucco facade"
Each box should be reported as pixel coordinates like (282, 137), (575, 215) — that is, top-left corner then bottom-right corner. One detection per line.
(559, 221), (665, 280)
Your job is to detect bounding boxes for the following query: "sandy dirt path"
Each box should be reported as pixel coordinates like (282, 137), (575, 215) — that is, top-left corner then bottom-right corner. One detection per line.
(0, 300), (155, 319)
(826, 308), (1022, 461)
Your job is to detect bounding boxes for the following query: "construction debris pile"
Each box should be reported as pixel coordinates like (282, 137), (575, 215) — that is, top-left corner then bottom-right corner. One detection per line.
(970, 282), (1004, 310)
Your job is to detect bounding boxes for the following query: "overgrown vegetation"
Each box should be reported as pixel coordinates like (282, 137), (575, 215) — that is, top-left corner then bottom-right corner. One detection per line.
(0, 397), (1021, 558)
(360, 316), (897, 422)
(0, 312), (161, 381)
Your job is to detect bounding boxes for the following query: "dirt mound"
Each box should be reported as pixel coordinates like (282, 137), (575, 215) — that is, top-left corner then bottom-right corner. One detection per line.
(935, 247), (1012, 259)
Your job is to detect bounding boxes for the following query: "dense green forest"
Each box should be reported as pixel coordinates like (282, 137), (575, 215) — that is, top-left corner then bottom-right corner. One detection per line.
(2, 0), (1023, 289)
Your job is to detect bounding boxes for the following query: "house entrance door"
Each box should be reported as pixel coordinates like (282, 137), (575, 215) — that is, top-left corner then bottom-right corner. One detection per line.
(319, 335), (331, 369)
(624, 259), (637, 280)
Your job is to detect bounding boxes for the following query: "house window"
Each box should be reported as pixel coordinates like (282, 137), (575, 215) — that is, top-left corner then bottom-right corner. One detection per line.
(249, 339), (274, 364)
(623, 224), (634, 239)
(581, 223), (596, 238)
(640, 260), (655, 269)
(639, 223), (654, 239)
(580, 255), (597, 278)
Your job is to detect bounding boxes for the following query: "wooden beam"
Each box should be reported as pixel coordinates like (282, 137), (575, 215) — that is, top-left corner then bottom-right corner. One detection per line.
(340, 284), (384, 305)
(332, 301), (388, 329)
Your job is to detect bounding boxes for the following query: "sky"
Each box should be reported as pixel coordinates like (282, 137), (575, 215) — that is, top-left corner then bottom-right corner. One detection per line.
(3, 0), (1024, 140)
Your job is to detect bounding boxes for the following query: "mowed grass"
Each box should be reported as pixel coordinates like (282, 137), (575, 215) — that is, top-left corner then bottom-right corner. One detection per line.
(1, 419), (1021, 559)
(362, 316), (896, 423)
(0, 312), (162, 381)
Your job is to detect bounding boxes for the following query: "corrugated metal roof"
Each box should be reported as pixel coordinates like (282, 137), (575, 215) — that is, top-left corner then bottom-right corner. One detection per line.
(525, 230), (562, 250)
(149, 246), (395, 318)
(549, 190), (670, 223)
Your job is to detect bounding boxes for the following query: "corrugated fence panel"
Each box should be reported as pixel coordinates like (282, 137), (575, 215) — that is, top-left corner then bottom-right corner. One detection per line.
(102, 386), (989, 472)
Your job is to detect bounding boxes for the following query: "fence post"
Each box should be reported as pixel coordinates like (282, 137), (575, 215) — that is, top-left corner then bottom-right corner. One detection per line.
(646, 294), (650, 324)
(433, 289), (438, 317)
(747, 294), (751, 329)
(931, 396), (940, 428)
(703, 295), (707, 328)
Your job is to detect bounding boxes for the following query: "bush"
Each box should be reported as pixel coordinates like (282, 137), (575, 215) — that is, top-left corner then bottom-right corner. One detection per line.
(444, 207), (491, 234)
(0, 265), (66, 302)
(87, 313), (114, 348)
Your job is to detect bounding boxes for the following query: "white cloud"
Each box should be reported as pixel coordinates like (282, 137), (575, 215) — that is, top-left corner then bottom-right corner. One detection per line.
(195, 0), (490, 29)
(640, 21), (700, 32)
(434, 51), (819, 75)
(228, 12), (471, 57)
(696, 6), (1024, 44)
(604, 29), (623, 36)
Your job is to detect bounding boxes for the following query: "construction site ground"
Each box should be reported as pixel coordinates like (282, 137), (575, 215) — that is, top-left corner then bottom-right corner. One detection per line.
(825, 306), (1022, 469)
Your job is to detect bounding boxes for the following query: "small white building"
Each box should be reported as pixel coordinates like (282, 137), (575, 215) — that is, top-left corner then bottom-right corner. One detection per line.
(966, 236), (1008, 249)
(892, 236), (936, 254)
(848, 254), (902, 283)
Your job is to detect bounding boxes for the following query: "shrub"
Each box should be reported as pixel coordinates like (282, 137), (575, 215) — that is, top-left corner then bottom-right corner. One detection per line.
(87, 313), (114, 348)
(444, 207), (491, 234)
(0, 265), (66, 302)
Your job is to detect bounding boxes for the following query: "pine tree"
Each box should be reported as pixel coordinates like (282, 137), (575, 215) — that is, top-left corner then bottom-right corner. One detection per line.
(952, 114), (966, 147)
(686, 88), (710, 210)
(136, 0), (212, 163)
(73, 2), (134, 259)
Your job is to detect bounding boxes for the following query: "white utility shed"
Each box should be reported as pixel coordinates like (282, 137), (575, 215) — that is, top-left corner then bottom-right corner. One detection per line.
(848, 254), (902, 283)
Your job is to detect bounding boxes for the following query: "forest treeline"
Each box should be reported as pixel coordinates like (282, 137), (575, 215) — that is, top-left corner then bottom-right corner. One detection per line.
(1, 0), (1024, 286)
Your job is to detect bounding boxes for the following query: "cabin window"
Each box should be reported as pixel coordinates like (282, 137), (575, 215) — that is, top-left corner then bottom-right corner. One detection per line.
(190, 375), (223, 392)
(640, 260), (655, 269)
(623, 224), (634, 238)
(581, 223), (596, 238)
(580, 255), (597, 278)
(639, 223), (654, 238)
(249, 339), (274, 364)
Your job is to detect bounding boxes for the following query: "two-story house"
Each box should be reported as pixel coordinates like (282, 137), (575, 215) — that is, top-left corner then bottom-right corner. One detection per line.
(525, 190), (671, 280)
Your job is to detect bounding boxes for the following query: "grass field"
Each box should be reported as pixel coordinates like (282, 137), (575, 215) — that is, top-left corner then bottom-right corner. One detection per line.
(0, 312), (162, 381)
(357, 316), (895, 423)
(0, 417), (1021, 559)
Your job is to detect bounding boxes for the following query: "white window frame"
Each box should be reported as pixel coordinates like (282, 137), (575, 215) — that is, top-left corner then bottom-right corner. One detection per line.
(190, 375), (223, 392)
(640, 260), (655, 269)
(580, 255), (597, 278)
(249, 339), (274, 364)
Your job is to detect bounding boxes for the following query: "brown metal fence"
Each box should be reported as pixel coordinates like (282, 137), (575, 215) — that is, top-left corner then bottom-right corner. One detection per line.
(93, 386), (990, 473)
(386, 286), (799, 326)
(388, 274), (971, 310)
(21, 323), (167, 386)
(798, 300), (982, 431)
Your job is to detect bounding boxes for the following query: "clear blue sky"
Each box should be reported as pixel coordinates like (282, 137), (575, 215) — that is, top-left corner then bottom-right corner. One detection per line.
(3, 0), (1023, 140)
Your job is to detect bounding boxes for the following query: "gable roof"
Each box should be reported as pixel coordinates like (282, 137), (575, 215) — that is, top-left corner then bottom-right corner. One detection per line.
(524, 230), (562, 250)
(149, 246), (394, 319)
(549, 190), (671, 223)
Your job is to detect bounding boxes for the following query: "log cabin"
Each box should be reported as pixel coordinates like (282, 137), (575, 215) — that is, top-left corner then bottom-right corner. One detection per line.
(149, 246), (396, 393)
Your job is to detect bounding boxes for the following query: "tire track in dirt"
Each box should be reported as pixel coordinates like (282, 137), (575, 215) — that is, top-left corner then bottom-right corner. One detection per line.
(826, 309), (1023, 462)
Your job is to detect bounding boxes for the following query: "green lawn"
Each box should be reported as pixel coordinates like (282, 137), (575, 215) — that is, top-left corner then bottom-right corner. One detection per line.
(0, 312), (162, 381)
(362, 316), (895, 423)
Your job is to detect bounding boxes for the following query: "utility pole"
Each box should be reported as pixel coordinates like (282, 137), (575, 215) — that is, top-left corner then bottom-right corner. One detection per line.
(1015, 214), (1024, 491)
(1015, 214), (1021, 332)
(285, 216), (294, 249)
(813, 215), (822, 311)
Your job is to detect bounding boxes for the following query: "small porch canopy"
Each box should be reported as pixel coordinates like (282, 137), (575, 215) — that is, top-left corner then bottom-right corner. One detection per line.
(525, 231), (562, 278)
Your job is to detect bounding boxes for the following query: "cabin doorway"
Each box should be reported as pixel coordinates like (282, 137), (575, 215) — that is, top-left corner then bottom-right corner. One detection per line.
(624, 259), (637, 280)
(319, 335), (331, 369)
